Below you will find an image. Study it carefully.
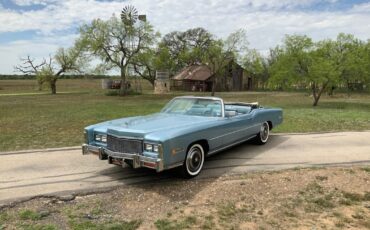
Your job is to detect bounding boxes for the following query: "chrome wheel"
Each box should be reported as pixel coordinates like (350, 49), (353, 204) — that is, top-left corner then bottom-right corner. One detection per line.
(260, 122), (270, 143)
(253, 121), (270, 145)
(185, 144), (204, 177)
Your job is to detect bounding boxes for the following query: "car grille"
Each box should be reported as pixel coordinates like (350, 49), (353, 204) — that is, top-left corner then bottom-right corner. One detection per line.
(107, 135), (143, 154)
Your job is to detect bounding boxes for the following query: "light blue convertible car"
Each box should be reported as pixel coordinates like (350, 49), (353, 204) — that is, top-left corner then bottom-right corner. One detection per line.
(82, 96), (283, 177)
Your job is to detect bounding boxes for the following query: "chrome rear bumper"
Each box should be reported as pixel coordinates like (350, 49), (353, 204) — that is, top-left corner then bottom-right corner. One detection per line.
(82, 144), (164, 172)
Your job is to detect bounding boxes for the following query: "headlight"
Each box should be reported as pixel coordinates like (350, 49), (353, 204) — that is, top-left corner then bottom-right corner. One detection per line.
(95, 134), (107, 143)
(144, 143), (153, 152)
(144, 143), (159, 153)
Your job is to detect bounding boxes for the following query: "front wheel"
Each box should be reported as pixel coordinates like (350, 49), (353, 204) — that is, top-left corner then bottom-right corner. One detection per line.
(254, 121), (270, 145)
(180, 144), (205, 178)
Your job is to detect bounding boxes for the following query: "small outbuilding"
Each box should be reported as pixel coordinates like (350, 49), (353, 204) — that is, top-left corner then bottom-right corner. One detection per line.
(171, 65), (213, 92)
(154, 71), (170, 94)
(171, 61), (250, 92)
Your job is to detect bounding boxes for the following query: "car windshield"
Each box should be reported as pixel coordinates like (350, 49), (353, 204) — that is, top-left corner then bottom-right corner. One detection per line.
(161, 98), (222, 117)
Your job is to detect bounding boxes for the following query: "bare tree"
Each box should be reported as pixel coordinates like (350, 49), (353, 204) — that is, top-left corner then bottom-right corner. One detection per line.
(15, 46), (85, 94)
(15, 55), (47, 90)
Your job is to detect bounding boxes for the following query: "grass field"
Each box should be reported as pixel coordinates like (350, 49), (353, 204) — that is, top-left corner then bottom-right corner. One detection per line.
(1, 79), (370, 151)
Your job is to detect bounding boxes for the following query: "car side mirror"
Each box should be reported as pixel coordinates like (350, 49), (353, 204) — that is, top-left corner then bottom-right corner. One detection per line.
(225, 111), (236, 118)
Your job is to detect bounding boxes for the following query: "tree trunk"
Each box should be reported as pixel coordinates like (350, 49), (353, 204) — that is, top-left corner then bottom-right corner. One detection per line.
(211, 77), (216, 96)
(37, 81), (43, 91)
(37, 77), (44, 91)
(50, 79), (57, 94)
(311, 82), (317, 106)
(149, 79), (155, 87)
(119, 67), (127, 96)
(312, 82), (328, 106)
(313, 96), (319, 106)
(346, 80), (351, 97)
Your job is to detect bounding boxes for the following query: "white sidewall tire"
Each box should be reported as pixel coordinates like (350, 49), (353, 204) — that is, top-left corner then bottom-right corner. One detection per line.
(260, 122), (270, 143)
(185, 144), (205, 176)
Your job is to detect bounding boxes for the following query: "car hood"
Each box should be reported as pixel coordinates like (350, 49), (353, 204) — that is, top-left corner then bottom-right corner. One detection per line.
(91, 113), (218, 139)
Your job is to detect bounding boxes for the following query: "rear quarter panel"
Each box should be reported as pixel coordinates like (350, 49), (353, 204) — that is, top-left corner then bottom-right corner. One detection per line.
(252, 108), (283, 130)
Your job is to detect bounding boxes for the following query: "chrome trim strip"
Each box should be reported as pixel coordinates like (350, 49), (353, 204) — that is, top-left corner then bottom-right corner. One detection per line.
(208, 135), (257, 156)
(209, 123), (261, 141)
(106, 133), (144, 140)
(105, 149), (148, 159)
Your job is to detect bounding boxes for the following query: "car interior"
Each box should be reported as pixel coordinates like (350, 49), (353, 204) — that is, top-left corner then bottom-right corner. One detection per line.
(224, 102), (259, 117)
(186, 101), (260, 117)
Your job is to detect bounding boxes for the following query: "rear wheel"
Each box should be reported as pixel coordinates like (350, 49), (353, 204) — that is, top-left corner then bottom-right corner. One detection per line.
(254, 121), (270, 145)
(180, 144), (205, 178)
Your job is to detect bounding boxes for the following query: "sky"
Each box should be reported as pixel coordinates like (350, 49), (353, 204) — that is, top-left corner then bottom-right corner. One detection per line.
(0, 0), (370, 74)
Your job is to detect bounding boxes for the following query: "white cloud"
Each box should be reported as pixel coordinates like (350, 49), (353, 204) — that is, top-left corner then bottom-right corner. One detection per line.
(351, 2), (370, 12)
(11, 0), (57, 6)
(1, 0), (370, 74)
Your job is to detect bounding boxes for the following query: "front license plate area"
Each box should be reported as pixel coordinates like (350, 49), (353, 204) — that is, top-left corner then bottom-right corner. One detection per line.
(108, 157), (123, 166)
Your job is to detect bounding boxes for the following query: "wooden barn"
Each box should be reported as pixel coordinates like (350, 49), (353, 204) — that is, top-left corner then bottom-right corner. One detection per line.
(171, 61), (250, 92)
(171, 65), (213, 91)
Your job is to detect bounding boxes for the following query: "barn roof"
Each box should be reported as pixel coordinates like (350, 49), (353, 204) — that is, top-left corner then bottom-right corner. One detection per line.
(173, 65), (213, 81)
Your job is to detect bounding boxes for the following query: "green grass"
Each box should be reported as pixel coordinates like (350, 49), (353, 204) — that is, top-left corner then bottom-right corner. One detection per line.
(1, 79), (370, 151)
(0, 212), (9, 229)
(18, 210), (43, 221)
(217, 202), (238, 220)
(286, 182), (338, 213)
(17, 223), (58, 230)
(68, 219), (141, 230)
(201, 215), (216, 229)
(154, 216), (197, 230)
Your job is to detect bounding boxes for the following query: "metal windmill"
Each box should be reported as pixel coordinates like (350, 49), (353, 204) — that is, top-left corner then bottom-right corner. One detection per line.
(120, 5), (142, 93)
(121, 5), (138, 27)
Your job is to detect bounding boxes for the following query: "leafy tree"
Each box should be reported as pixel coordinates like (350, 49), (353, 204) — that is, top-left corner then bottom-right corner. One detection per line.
(333, 33), (369, 93)
(243, 49), (269, 89)
(269, 35), (343, 106)
(78, 9), (158, 95)
(202, 39), (227, 96)
(161, 27), (213, 73)
(132, 44), (174, 86)
(15, 46), (85, 94)
(309, 40), (341, 105)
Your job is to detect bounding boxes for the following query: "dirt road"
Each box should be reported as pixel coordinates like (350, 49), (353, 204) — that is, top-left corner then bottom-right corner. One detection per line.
(1, 132), (369, 206)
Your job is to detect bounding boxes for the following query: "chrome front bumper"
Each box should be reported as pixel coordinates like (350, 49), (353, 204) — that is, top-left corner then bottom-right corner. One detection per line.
(82, 144), (164, 172)
(82, 144), (107, 160)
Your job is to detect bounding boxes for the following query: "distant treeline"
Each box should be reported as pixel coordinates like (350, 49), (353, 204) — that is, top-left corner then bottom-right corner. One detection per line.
(0, 74), (119, 80)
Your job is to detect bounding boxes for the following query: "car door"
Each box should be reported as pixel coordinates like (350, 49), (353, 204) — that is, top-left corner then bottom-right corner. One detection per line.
(223, 113), (256, 145)
(208, 112), (256, 149)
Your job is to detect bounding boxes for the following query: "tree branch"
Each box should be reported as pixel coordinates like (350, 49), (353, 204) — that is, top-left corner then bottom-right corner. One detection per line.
(14, 56), (46, 74)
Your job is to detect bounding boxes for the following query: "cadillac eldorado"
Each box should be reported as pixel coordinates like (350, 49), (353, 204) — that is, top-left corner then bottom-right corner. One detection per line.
(82, 96), (283, 177)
